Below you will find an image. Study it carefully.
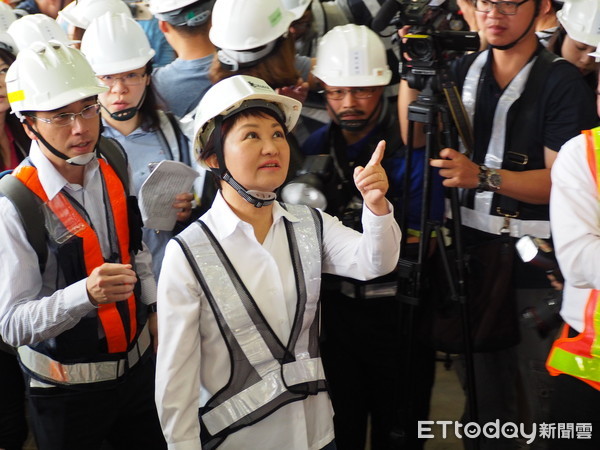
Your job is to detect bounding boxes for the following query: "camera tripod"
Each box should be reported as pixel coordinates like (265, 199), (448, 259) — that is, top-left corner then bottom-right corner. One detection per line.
(389, 70), (480, 450)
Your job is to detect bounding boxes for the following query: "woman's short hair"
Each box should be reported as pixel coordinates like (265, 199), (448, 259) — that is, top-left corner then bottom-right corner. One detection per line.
(209, 35), (299, 89)
(199, 106), (288, 164)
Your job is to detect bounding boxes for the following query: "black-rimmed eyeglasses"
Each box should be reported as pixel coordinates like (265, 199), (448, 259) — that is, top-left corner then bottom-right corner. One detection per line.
(474, 0), (530, 15)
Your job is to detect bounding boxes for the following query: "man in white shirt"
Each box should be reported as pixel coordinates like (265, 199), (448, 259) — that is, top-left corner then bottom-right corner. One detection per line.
(0, 41), (166, 449)
(546, 67), (600, 450)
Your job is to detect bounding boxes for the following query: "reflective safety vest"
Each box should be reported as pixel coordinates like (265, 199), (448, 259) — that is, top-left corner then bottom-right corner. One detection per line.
(11, 158), (146, 386)
(174, 204), (328, 449)
(456, 48), (558, 238)
(546, 127), (600, 391)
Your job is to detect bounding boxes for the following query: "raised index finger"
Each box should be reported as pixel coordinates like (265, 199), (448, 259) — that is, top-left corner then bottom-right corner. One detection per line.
(367, 140), (386, 167)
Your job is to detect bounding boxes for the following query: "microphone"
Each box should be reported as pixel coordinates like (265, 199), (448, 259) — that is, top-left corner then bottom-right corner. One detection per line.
(371, 0), (402, 33)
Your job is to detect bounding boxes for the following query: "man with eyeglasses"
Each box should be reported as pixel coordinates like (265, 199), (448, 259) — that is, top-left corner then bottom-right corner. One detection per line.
(398, 0), (597, 448)
(0, 41), (166, 449)
(296, 24), (444, 450)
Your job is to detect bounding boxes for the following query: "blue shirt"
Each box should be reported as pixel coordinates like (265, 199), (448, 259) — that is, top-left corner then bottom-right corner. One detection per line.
(102, 120), (180, 278)
(152, 55), (213, 118)
(138, 18), (175, 68)
(301, 121), (445, 235)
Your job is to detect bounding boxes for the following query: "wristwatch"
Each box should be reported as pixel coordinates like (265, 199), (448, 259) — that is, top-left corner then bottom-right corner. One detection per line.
(476, 165), (502, 193)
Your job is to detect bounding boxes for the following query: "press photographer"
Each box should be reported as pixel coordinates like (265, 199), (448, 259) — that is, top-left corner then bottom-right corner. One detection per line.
(282, 23), (445, 450)
(399, 0), (598, 449)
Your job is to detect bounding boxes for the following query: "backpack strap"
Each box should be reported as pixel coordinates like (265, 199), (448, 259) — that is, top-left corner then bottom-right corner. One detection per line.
(97, 137), (129, 191)
(0, 169), (47, 272)
(165, 111), (191, 166)
(0, 138), (132, 274)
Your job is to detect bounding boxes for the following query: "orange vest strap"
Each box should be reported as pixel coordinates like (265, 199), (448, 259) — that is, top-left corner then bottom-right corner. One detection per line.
(13, 161), (136, 353)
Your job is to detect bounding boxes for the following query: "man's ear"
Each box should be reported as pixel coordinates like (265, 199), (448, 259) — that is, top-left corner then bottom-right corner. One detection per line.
(539, 0), (551, 16)
(21, 117), (38, 141)
(158, 19), (170, 34)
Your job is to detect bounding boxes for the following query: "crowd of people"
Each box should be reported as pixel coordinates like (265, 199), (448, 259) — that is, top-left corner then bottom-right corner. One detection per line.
(0, 0), (599, 450)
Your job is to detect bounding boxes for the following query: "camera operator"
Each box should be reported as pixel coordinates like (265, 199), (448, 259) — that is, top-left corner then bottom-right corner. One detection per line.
(399, 0), (597, 448)
(546, 65), (600, 450)
(300, 24), (445, 450)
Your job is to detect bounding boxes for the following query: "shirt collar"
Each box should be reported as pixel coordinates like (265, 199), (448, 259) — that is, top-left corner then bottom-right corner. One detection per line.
(28, 140), (100, 201)
(207, 192), (301, 241)
(102, 118), (147, 139)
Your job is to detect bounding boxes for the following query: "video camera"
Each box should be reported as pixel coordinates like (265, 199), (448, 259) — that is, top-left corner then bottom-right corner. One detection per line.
(373, 0), (480, 85)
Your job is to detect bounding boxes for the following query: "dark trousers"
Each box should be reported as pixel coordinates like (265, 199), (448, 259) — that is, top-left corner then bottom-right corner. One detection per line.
(0, 350), (28, 450)
(320, 293), (436, 450)
(26, 356), (166, 450)
(548, 374), (600, 450)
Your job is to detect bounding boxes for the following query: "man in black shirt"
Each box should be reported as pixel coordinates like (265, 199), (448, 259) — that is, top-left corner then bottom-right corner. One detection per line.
(400, 0), (597, 448)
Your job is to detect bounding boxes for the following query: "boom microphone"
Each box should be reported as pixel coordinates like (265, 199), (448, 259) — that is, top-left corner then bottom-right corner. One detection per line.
(371, 0), (402, 33)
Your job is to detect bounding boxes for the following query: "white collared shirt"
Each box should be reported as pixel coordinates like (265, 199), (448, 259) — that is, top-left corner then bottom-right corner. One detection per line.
(155, 192), (401, 449)
(551, 134), (600, 332)
(0, 141), (156, 347)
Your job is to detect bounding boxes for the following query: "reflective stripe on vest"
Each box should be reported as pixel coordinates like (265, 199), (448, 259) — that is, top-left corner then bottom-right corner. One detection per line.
(546, 127), (600, 390)
(457, 50), (549, 238)
(176, 204), (325, 437)
(17, 323), (151, 385)
(13, 160), (136, 354)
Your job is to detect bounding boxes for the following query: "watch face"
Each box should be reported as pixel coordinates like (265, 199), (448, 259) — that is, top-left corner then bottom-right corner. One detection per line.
(489, 172), (501, 189)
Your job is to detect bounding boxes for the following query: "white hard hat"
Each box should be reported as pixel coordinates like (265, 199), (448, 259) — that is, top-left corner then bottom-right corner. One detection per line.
(281, 0), (311, 20)
(58, 0), (133, 30)
(7, 14), (75, 52)
(209, 0), (295, 51)
(193, 75), (301, 157)
(0, 2), (17, 55)
(80, 12), (155, 76)
(149, 0), (200, 14)
(6, 40), (107, 114)
(150, 0), (213, 26)
(312, 24), (392, 87)
(557, 0), (600, 48)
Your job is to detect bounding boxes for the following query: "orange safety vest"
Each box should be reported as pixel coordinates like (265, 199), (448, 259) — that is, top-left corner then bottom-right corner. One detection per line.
(13, 160), (137, 354)
(546, 127), (600, 391)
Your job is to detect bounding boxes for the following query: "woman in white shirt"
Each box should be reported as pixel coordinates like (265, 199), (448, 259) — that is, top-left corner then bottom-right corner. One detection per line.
(80, 12), (197, 278)
(155, 75), (401, 450)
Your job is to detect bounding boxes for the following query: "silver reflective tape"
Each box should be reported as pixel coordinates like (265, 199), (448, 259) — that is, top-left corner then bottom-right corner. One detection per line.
(128, 324), (150, 368)
(202, 370), (288, 435)
(18, 324), (150, 385)
(458, 204), (550, 238)
(283, 205), (321, 358)
(202, 358), (323, 435)
(282, 357), (324, 386)
(184, 225), (275, 377)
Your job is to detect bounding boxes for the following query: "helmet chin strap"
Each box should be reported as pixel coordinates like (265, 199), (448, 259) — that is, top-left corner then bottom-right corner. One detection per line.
(100, 89), (147, 122)
(24, 119), (99, 166)
(212, 116), (277, 208)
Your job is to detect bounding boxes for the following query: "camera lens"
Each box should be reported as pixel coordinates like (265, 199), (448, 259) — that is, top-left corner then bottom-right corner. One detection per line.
(406, 36), (434, 61)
